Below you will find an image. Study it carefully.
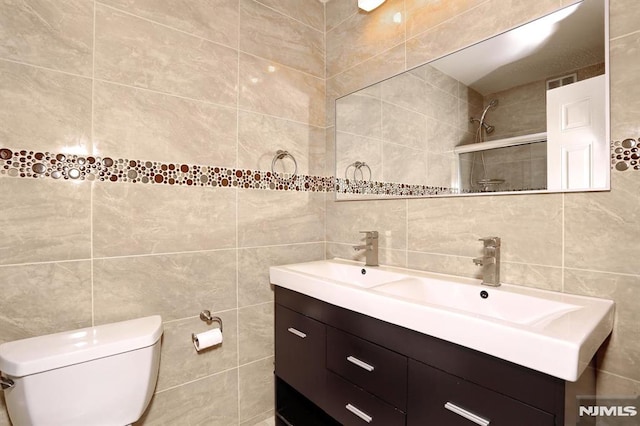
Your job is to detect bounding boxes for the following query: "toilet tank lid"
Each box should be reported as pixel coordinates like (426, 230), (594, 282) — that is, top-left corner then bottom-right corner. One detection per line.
(0, 315), (163, 377)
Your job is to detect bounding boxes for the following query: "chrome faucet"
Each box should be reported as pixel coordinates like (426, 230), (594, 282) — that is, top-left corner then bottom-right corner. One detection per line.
(473, 237), (501, 287)
(353, 231), (379, 267)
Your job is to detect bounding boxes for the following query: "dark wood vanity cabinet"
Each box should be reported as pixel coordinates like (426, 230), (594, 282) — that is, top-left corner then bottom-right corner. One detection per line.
(275, 287), (592, 426)
(408, 360), (555, 425)
(274, 304), (327, 407)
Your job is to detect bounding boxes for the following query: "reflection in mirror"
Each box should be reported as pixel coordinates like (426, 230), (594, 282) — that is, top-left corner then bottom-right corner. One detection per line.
(335, 0), (609, 200)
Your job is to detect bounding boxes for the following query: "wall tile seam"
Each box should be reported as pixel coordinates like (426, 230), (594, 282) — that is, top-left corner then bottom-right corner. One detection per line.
(95, 1), (239, 51)
(563, 266), (640, 279)
(239, 50), (326, 81)
(238, 301), (274, 311)
(91, 248), (240, 262)
(597, 369), (640, 385)
(94, 241), (327, 259)
(0, 57), (93, 81)
(249, 0), (326, 34)
(326, 40), (405, 82)
(161, 309), (239, 326)
(325, 10), (358, 34)
(403, 249), (565, 267)
(240, 409), (275, 426)
(0, 258), (93, 269)
(152, 364), (240, 395)
(95, 76), (323, 130)
(96, 3), (327, 80)
(238, 241), (325, 251)
(610, 28), (640, 41)
(94, 76), (239, 111)
(403, 0), (492, 44)
(238, 354), (274, 370)
(236, 108), (326, 129)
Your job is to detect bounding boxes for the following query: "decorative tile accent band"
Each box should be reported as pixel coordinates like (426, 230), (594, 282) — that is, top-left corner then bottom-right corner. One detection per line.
(0, 147), (334, 192)
(335, 177), (453, 196)
(1, 140), (636, 195)
(611, 138), (640, 171)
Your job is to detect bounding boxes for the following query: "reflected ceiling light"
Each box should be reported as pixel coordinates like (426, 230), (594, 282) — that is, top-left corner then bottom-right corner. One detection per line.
(358, 0), (385, 12)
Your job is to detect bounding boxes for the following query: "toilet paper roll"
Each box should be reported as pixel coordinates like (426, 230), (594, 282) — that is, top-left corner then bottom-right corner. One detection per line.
(192, 328), (223, 352)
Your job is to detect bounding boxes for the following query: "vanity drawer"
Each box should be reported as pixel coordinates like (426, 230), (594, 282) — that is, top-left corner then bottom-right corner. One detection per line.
(408, 360), (555, 426)
(326, 326), (407, 410)
(275, 304), (326, 406)
(324, 371), (405, 426)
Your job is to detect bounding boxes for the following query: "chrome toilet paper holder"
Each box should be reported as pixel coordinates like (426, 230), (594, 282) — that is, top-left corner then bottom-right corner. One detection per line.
(199, 310), (223, 332)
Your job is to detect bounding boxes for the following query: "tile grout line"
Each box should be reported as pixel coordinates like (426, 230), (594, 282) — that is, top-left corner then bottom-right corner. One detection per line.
(323, 0), (328, 260)
(98, 1), (326, 81)
(326, 40), (405, 82)
(0, 241), (328, 269)
(251, 0), (325, 34)
(234, 1), (242, 416)
(610, 28), (640, 41)
(0, 55), (325, 130)
(90, 0), (97, 327)
(403, 0), (492, 47)
(235, 1), (242, 419)
(0, 57), (92, 80)
(95, 2), (237, 50)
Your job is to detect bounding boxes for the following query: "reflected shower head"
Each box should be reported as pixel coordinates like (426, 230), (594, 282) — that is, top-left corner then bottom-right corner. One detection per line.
(483, 122), (495, 134)
(470, 117), (495, 134)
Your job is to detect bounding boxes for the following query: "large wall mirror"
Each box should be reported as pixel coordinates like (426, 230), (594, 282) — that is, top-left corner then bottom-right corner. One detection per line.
(335, 0), (609, 200)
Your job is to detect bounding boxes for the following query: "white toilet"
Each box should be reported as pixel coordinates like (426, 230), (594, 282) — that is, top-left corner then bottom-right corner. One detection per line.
(0, 315), (163, 426)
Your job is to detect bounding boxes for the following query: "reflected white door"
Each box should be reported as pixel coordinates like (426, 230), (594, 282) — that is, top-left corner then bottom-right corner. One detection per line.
(546, 74), (607, 190)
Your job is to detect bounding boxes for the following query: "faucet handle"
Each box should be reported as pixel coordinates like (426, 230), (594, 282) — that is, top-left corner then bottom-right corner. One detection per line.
(360, 231), (378, 238)
(478, 236), (500, 247)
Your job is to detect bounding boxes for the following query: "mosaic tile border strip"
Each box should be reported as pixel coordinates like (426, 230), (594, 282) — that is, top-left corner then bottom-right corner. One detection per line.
(336, 178), (453, 196)
(1, 140), (635, 196)
(0, 148), (334, 192)
(611, 138), (640, 171)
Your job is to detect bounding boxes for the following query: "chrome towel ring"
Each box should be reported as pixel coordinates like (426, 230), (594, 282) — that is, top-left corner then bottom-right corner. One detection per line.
(345, 161), (372, 182)
(271, 150), (298, 176)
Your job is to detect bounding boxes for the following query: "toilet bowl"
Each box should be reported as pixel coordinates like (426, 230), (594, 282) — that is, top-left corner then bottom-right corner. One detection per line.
(0, 316), (163, 426)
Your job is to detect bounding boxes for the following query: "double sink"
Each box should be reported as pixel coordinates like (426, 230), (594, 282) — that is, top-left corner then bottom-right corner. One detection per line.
(270, 258), (614, 382)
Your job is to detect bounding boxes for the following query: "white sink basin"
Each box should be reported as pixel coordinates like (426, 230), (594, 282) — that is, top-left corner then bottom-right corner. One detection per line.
(373, 277), (579, 326)
(270, 259), (614, 382)
(282, 259), (407, 288)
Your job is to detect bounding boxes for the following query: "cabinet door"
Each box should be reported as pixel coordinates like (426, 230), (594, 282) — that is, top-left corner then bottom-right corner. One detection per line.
(408, 360), (555, 426)
(326, 326), (407, 410)
(324, 372), (405, 426)
(275, 304), (326, 406)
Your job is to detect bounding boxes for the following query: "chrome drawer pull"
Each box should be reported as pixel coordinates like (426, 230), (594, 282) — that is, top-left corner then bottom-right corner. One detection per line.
(287, 327), (307, 339)
(345, 403), (373, 423)
(347, 355), (375, 372)
(444, 402), (490, 426)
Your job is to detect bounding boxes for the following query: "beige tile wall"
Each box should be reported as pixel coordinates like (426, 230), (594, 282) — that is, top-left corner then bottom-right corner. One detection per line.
(1, 2), (639, 426)
(326, 0), (640, 398)
(0, 0), (326, 424)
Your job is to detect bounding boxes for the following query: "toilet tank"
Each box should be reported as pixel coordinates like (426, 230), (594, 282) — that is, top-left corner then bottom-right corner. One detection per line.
(0, 316), (163, 426)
